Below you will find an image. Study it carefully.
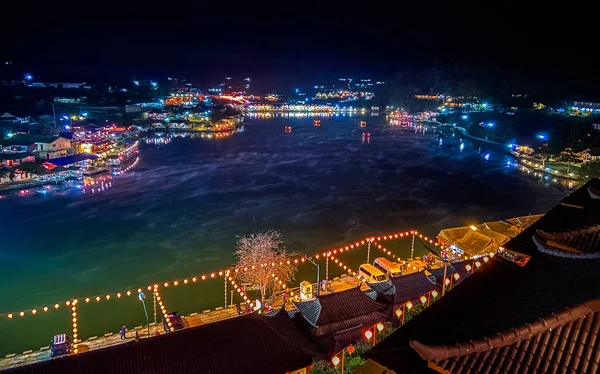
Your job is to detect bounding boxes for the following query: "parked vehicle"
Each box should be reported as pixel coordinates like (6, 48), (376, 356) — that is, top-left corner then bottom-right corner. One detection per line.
(373, 257), (402, 277)
(162, 311), (185, 333)
(358, 264), (388, 283)
(50, 334), (70, 358)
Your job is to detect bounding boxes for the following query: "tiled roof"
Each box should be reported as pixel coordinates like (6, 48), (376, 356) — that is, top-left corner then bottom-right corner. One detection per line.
(6, 313), (321, 374)
(316, 311), (388, 337)
(429, 264), (456, 286)
(411, 299), (600, 374)
(535, 225), (600, 255)
(293, 286), (385, 326)
(366, 179), (600, 374)
(390, 271), (439, 305)
(0, 152), (34, 161)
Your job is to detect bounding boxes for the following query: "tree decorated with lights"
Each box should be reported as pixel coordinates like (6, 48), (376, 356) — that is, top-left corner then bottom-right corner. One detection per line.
(234, 231), (297, 308)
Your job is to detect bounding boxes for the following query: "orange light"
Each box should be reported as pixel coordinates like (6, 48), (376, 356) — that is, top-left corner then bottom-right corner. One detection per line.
(54, 304), (59, 309)
(420, 296), (427, 304)
(106, 295), (110, 300)
(126, 291), (132, 296)
(475, 261), (481, 268)
(465, 265), (472, 271)
(211, 273), (215, 278)
(406, 301), (413, 310)
(445, 278), (450, 285)
(137, 288), (142, 293)
(376, 322), (384, 332)
(66, 301), (71, 306)
(347, 345), (355, 354)
(454, 273), (460, 280)
(184, 279), (188, 284)
(174, 281), (179, 286)
(7, 314), (13, 319)
(365, 330), (373, 339)
(117, 293), (122, 298)
(432, 290), (439, 298)
(192, 277), (197, 282)
(483, 257), (489, 263)
(96, 296), (101, 302)
(31, 309), (37, 315)
(331, 356), (340, 366)
(43, 307), (48, 312)
(395, 309), (402, 318)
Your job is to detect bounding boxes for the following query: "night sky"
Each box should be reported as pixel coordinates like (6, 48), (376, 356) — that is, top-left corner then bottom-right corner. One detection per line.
(1, 3), (595, 93)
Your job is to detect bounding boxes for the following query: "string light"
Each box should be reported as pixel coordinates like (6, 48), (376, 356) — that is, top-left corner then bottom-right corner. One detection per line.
(0, 229), (464, 320)
(72, 300), (78, 354)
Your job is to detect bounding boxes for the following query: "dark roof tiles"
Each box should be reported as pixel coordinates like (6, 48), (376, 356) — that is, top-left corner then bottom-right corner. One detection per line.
(6, 313), (321, 374)
(390, 271), (439, 305)
(412, 300), (600, 374)
(293, 286), (386, 326)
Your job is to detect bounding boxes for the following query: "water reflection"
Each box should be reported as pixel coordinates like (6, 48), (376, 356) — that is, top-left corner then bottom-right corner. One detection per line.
(388, 119), (580, 191)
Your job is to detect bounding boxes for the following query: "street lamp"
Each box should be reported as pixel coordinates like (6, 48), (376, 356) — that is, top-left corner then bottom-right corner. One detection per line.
(138, 292), (150, 338)
(305, 255), (320, 296)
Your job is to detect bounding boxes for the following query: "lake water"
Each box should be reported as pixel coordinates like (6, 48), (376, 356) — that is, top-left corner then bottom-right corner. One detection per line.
(0, 114), (567, 355)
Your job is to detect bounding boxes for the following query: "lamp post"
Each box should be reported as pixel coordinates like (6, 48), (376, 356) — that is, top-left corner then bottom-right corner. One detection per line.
(305, 255), (320, 296)
(138, 292), (150, 338)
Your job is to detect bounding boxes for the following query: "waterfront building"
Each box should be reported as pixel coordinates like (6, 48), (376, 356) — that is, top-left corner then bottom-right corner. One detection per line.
(0, 152), (35, 167)
(437, 215), (543, 257)
(9, 135), (72, 160)
(364, 178), (600, 374)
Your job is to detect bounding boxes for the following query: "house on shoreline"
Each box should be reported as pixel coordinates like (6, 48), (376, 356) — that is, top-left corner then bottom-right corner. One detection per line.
(8, 135), (72, 160)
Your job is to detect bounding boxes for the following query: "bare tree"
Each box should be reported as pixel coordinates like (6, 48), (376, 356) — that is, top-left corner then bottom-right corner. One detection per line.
(234, 231), (297, 308)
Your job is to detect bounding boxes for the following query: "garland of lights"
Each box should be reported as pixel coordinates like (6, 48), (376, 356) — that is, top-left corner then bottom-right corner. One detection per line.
(0, 229), (458, 320)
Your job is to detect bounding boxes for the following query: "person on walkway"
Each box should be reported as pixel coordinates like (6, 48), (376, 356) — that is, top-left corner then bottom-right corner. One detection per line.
(134, 331), (140, 342)
(236, 303), (243, 315)
(120, 325), (127, 340)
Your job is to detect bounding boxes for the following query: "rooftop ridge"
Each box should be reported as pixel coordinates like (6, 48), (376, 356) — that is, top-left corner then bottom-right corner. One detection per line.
(409, 300), (599, 362)
(537, 224), (600, 240)
(533, 235), (600, 259)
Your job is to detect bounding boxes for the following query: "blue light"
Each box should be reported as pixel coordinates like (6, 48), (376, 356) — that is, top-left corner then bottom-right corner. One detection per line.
(461, 115), (468, 120)
(487, 122), (495, 128)
(537, 134), (546, 140)
(295, 88), (300, 94)
(508, 143), (514, 148)
(484, 153), (490, 161)
(150, 81), (158, 88)
(25, 74), (33, 80)
(133, 80), (140, 86)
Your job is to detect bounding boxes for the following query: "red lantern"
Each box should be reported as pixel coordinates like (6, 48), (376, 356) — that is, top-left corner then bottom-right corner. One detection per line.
(347, 345), (355, 354)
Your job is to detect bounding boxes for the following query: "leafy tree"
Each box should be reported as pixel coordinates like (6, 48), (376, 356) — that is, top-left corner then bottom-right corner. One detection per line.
(234, 231), (297, 308)
(343, 356), (367, 373)
(405, 302), (427, 323)
(309, 359), (337, 374)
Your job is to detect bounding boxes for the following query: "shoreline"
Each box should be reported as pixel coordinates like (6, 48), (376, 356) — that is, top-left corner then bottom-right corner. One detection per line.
(424, 120), (583, 182)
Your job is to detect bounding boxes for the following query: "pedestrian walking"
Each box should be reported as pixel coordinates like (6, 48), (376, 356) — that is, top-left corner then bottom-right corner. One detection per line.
(134, 331), (140, 342)
(120, 325), (127, 340)
(236, 303), (243, 315)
